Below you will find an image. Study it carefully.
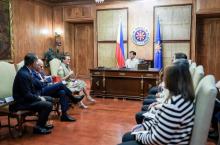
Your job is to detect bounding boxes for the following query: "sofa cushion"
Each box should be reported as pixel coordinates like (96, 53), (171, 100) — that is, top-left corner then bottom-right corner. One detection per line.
(190, 75), (217, 145)
(49, 58), (61, 76)
(192, 65), (204, 91)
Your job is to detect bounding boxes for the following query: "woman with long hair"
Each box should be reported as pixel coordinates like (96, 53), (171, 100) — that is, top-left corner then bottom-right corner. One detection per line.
(118, 63), (195, 145)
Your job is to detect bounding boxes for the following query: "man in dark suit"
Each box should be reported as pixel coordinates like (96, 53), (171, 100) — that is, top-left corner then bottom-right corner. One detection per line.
(31, 59), (84, 122)
(12, 53), (53, 135)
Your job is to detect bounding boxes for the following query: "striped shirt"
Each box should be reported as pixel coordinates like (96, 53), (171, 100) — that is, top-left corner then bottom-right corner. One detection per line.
(136, 95), (195, 145)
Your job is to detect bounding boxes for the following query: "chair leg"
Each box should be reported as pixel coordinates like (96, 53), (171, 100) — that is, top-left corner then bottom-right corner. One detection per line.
(8, 115), (24, 138)
(7, 115), (13, 137)
(56, 103), (60, 116)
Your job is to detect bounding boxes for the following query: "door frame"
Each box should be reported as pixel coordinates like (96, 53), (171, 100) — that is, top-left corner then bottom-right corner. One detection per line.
(73, 22), (94, 78)
(64, 19), (96, 79)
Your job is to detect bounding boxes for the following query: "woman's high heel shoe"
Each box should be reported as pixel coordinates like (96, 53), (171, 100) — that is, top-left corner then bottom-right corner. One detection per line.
(78, 101), (88, 109)
(87, 96), (96, 103)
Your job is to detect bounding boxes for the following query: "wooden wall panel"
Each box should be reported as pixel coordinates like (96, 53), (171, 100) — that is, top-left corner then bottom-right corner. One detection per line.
(12, 0), (53, 63)
(196, 18), (220, 80)
(52, 0), (193, 68)
(74, 23), (94, 78)
(196, 0), (220, 14)
(63, 5), (93, 20)
(53, 4), (96, 72)
(53, 6), (64, 51)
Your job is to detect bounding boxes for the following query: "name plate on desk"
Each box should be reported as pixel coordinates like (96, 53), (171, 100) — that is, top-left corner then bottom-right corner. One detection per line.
(145, 74), (154, 77)
(119, 72), (126, 76)
(94, 72), (101, 75)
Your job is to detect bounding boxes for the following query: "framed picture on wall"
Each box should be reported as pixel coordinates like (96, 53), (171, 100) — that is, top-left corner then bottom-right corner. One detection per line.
(0, 0), (12, 60)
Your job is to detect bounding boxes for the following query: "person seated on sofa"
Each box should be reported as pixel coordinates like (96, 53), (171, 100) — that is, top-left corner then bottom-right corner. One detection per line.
(57, 54), (95, 109)
(11, 53), (53, 135)
(135, 59), (190, 124)
(143, 52), (188, 105)
(135, 53), (188, 123)
(118, 63), (195, 145)
(146, 52), (188, 97)
(32, 59), (84, 122)
(208, 81), (220, 143)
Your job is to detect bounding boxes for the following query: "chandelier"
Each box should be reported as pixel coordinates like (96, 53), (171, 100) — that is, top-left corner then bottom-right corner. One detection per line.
(95, 0), (104, 3)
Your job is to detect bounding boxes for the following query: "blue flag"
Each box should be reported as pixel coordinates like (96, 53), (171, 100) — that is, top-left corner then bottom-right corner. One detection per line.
(154, 17), (163, 70)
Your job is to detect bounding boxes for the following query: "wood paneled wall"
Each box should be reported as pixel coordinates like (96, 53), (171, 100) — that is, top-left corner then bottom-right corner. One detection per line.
(53, 4), (96, 52)
(63, 5), (94, 20)
(52, 0), (193, 68)
(12, 0), (53, 63)
(194, 0), (220, 80)
(196, 18), (220, 80)
(196, 0), (220, 14)
(11, 0), (194, 65)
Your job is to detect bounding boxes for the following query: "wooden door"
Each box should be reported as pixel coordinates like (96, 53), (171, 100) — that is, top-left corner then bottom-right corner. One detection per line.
(73, 23), (94, 78)
(196, 18), (220, 80)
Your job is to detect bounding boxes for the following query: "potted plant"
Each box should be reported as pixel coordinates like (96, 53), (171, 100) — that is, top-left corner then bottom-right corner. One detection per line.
(44, 48), (64, 67)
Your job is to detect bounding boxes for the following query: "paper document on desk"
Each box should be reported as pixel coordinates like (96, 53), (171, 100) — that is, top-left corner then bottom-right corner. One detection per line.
(5, 96), (14, 103)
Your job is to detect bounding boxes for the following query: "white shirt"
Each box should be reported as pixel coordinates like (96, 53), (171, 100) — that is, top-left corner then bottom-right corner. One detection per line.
(125, 58), (139, 69)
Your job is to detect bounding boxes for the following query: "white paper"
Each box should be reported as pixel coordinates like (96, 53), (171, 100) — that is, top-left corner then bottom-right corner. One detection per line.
(5, 96), (14, 103)
(131, 131), (148, 135)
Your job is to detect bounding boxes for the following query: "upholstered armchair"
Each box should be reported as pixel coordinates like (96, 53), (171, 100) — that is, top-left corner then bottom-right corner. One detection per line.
(190, 75), (217, 145)
(15, 60), (24, 71)
(189, 62), (196, 77)
(49, 58), (61, 76)
(192, 65), (204, 91)
(0, 61), (36, 137)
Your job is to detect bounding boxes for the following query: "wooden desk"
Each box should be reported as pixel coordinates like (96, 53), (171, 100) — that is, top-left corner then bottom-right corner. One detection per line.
(90, 68), (160, 100)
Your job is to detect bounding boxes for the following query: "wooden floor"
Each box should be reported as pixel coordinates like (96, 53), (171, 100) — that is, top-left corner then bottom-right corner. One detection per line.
(0, 97), (217, 145)
(0, 79), (218, 145)
(0, 98), (140, 145)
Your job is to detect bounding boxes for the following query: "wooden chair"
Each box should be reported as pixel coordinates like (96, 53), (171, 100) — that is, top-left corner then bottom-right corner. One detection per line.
(0, 61), (37, 137)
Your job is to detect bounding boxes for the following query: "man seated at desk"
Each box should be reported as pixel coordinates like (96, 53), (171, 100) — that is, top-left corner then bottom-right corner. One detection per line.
(125, 51), (139, 69)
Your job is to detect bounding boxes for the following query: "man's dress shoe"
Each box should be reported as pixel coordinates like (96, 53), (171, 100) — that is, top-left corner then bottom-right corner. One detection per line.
(44, 124), (54, 130)
(71, 95), (84, 104)
(60, 114), (76, 122)
(33, 126), (51, 135)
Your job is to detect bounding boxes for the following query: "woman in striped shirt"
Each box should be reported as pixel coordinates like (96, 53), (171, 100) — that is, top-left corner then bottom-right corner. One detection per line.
(118, 63), (195, 145)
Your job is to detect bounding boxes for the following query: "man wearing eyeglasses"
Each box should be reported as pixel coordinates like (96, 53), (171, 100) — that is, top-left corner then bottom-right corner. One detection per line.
(32, 59), (84, 122)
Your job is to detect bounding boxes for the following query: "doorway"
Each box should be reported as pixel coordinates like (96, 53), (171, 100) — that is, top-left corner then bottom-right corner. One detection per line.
(71, 23), (94, 78)
(196, 18), (220, 80)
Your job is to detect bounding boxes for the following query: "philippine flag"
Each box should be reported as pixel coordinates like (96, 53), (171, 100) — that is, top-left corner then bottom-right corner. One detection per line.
(115, 21), (125, 68)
